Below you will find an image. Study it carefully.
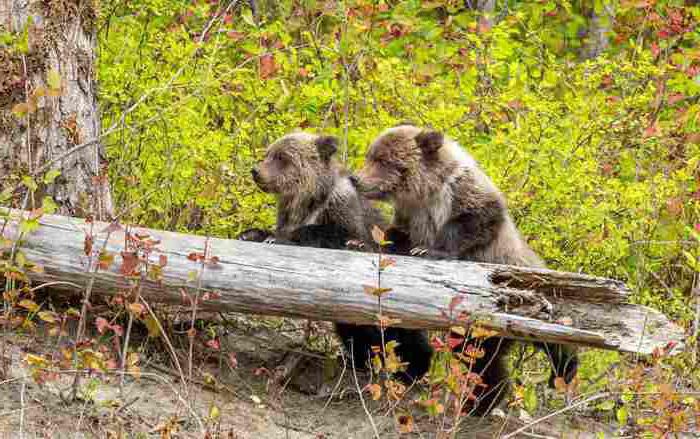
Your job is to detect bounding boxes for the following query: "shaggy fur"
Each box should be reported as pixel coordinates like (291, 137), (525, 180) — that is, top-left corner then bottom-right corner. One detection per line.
(251, 131), (433, 383)
(357, 124), (578, 415)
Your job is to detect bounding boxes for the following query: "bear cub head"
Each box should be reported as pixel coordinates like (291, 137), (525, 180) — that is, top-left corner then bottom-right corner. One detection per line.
(357, 124), (470, 203)
(251, 132), (340, 198)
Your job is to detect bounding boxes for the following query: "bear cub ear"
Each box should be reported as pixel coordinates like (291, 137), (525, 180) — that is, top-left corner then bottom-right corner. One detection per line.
(315, 136), (339, 162)
(415, 130), (444, 156)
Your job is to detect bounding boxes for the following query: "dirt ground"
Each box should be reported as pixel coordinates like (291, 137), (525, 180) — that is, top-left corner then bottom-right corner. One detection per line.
(0, 312), (626, 438)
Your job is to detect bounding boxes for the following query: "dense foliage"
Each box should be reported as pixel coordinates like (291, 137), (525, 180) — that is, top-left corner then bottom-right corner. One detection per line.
(98, 0), (699, 322)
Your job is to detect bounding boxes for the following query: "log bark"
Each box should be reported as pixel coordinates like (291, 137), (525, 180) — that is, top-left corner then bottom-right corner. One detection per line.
(2, 211), (686, 355)
(0, 0), (112, 218)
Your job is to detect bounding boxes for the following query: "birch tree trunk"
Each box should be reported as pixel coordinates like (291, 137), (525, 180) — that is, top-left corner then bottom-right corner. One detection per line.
(580, 4), (615, 60)
(0, 0), (112, 219)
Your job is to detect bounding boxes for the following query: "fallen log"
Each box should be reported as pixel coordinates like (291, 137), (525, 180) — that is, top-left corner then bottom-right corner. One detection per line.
(1, 211), (685, 355)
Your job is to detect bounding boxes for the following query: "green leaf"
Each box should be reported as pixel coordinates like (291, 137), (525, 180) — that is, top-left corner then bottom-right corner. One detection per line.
(241, 9), (256, 27)
(22, 176), (38, 192)
(683, 251), (698, 271)
(43, 169), (61, 184)
(41, 197), (58, 215)
(20, 218), (40, 234)
(0, 188), (13, 203)
(47, 69), (62, 90)
(596, 400), (615, 411)
(524, 385), (538, 414)
(616, 406), (628, 426)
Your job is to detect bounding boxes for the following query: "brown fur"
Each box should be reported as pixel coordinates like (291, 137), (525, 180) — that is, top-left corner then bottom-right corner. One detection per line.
(251, 131), (433, 383)
(357, 124), (578, 415)
(252, 132), (381, 243)
(359, 125), (542, 265)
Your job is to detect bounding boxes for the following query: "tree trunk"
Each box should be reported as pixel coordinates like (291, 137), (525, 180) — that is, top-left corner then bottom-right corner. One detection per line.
(0, 0), (112, 219)
(580, 5), (614, 59)
(3, 210), (685, 356)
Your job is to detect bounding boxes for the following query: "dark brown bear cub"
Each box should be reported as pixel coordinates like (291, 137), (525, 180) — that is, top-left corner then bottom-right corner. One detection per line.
(356, 124), (578, 414)
(249, 131), (432, 383)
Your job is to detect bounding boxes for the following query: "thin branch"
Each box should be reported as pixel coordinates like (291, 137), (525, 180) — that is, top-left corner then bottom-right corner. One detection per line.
(350, 340), (380, 439)
(501, 392), (611, 439)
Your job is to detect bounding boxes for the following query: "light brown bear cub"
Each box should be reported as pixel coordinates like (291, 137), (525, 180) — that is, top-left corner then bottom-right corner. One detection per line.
(357, 124), (578, 414)
(250, 131), (432, 383)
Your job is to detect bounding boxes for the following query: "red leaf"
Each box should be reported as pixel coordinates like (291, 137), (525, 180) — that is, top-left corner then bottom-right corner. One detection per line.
(84, 235), (94, 256)
(477, 17), (491, 34)
(110, 324), (124, 337)
(206, 338), (221, 350)
(228, 352), (238, 368)
(643, 122), (658, 138)
(95, 317), (109, 334)
(179, 288), (193, 306)
(120, 251), (140, 275)
(667, 92), (684, 105)
(430, 336), (446, 350)
(650, 42), (660, 58)
(448, 295), (464, 313)
(447, 334), (464, 350)
(227, 30), (245, 41)
(259, 54), (277, 80)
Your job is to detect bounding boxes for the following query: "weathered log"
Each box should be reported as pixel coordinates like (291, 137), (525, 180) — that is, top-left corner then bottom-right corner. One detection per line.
(2, 211), (685, 355)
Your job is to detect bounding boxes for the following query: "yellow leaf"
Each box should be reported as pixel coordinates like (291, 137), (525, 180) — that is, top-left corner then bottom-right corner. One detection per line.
(363, 285), (392, 297)
(29, 264), (44, 274)
(450, 326), (466, 336)
(378, 256), (396, 270)
(396, 414), (414, 434)
(470, 326), (499, 339)
(371, 225), (385, 245)
(553, 377), (567, 393)
(38, 311), (59, 323)
(12, 102), (29, 116)
(144, 315), (162, 338)
(365, 383), (382, 401)
(47, 69), (61, 90)
(127, 303), (144, 316)
(24, 353), (49, 368)
(209, 404), (220, 421)
(371, 355), (382, 373)
(18, 299), (39, 312)
(33, 86), (47, 97)
(127, 352), (139, 366)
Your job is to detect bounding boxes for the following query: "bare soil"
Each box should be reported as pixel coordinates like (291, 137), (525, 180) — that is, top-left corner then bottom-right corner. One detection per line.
(0, 312), (620, 438)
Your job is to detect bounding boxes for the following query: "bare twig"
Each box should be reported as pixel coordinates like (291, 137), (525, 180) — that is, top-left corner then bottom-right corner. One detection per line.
(29, 281), (83, 293)
(188, 236), (210, 381)
(20, 55), (34, 209)
(120, 281), (143, 389)
(70, 223), (116, 400)
(693, 271), (699, 364)
(19, 375), (26, 439)
(501, 392), (611, 439)
(140, 297), (188, 389)
(349, 340), (380, 439)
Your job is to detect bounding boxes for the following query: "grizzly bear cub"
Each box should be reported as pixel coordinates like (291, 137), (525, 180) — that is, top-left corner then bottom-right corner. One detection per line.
(356, 124), (578, 414)
(248, 131), (432, 383)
